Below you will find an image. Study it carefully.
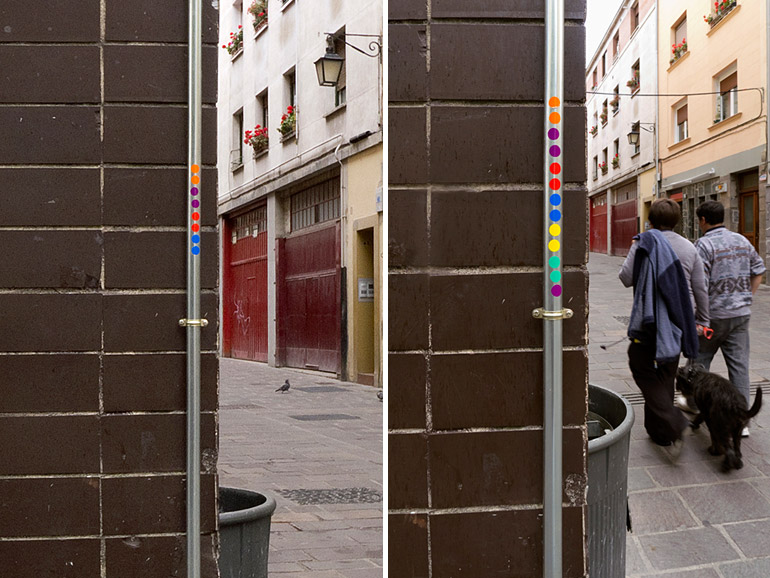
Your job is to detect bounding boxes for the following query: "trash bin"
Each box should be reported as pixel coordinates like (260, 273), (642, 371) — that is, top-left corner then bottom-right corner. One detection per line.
(218, 487), (277, 578)
(587, 384), (635, 578)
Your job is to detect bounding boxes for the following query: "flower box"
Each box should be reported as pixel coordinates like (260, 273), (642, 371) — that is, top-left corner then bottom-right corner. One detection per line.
(599, 162), (608, 174)
(704, 0), (737, 27)
(245, 125), (269, 158)
(223, 26), (244, 56)
(249, 0), (268, 32)
(590, 126), (598, 137)
(277, 105), (296, 138)
(611, 154), (620, 169)
(599, 112), (608, 125)
(670, 39), (687, 64)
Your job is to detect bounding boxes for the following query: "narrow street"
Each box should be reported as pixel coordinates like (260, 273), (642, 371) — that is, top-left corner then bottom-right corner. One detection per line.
(589, 252), (770, 577)
(218, 359), (383, 578)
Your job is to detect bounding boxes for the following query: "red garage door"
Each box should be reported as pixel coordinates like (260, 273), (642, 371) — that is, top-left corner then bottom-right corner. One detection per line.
(277, 222), (341, 373)
(223, 206), (268, 362)
(590, 193), (608, 253)
(611, 183), (638, 257)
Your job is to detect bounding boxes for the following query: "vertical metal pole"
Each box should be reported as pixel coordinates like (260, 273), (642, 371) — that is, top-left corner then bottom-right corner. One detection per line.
(543, 0), (564, 576)
(187, 0), (203, 575)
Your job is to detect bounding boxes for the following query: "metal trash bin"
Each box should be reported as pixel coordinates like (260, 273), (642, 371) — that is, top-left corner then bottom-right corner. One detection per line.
(587, 384), (635, 578)
(218, 487), (277, 578)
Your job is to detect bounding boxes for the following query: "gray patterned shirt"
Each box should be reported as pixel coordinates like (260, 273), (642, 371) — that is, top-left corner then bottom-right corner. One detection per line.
(695, 227), (766, 320)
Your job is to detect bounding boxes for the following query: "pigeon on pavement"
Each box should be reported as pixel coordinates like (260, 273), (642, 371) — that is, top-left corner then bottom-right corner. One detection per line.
(276, 379), (290, 393)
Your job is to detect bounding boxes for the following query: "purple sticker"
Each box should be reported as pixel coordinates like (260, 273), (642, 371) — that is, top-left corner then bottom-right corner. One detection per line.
(548, 128), (559, 140)
(190, 187), (199, 196)
(191, 199), (200, 208)
(549, 145), (561, 157)
(551, 284), (562, 297)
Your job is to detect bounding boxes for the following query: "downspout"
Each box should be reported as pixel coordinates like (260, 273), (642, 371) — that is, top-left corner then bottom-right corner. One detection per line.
(536, 0), (571, 575)
(185, 0), (203, 576)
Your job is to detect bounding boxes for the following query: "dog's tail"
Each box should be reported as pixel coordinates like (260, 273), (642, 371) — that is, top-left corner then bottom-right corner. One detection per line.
(747, 386), (763, 419)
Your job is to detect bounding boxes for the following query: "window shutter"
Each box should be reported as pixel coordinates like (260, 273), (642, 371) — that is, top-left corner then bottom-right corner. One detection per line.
(720, 72), (737, 94)
(677, 104), (688, 125)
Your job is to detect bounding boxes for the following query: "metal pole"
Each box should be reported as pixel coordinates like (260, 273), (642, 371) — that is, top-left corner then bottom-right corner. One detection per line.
(543, 1), (564, 576)
(186, 0), (203, 575)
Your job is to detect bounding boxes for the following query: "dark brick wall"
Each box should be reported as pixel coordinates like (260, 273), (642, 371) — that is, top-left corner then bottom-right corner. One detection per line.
(0, 1), (219, 576)
(388, 2), (589, 577)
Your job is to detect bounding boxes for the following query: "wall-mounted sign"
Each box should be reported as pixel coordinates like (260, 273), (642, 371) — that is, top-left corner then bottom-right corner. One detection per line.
(358, 278), (374, 302)
(715, 183), (726, 193)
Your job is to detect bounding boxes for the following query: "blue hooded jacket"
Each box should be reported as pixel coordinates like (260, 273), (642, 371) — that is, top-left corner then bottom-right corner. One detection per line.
(628, 229), (699, 363)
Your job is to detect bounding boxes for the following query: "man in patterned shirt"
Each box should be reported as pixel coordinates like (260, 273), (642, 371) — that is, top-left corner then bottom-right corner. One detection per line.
(695, 201), (766, 435)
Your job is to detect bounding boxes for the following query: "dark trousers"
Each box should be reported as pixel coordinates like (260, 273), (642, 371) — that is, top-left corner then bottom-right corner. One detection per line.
(628, 341), (688, 445)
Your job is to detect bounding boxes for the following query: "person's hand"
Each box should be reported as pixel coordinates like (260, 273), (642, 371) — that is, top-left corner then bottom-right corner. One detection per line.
(696, 324), (704, 336)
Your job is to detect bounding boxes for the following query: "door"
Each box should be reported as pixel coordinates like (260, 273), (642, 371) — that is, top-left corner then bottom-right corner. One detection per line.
(739, 192), (758, 252)
(223, 206), (269, 362)
(611, 182), (638, 256)
(590, 194), (608, 253)
(277, 222), (341, 374)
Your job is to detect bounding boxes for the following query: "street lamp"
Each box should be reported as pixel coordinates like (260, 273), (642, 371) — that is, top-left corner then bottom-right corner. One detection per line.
(314, 35), (345, 87)
(314, 33), (382, 88)
(627, 122), (655, 145)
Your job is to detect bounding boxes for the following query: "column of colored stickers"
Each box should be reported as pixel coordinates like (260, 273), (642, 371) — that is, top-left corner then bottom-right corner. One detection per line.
(546, 96), (562, 298)
(190, 164), (201, 255)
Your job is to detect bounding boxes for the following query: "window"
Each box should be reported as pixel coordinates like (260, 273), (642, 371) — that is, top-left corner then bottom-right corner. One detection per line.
(631, 121), (640, 155)
(257, 90), (268, 131)
(279, 69), (297, 139)
(285, 69), (296, 108)
(601, 52), (607, 77)
(593, 156), (598, 180)
(334, 33), (347, 107)
(601, 148), (608, 173)
(628, 60), (640, 93)
(613, 32), (620, 60)
(631, 2), (639, 32)
(231, 109), (244, 170)
(232, 205), (267, 244)
(671, 15), (687, 64)
(601, 99), (608, 125)
(675, 102), (688, 142)
(592, 68), (598, 89)
(716, 70), (738, 122)
(611, 85), (620, 113)
(612, 139), (620, 169)
(290, 179), (340, 231)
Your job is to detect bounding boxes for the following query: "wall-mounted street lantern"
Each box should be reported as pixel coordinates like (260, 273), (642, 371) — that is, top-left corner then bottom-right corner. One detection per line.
(314, 32), (382, 88)
(627, 122), (655, 145)
(314, 35), (345, 87)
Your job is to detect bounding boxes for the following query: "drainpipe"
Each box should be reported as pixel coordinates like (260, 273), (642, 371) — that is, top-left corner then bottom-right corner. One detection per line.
(184, 0), (203, 576)
(535, 0), (572, 575)
(655, 0), (660, 200)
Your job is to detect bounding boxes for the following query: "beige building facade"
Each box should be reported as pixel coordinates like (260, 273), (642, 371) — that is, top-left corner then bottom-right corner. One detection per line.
(658, 0), (767, 258)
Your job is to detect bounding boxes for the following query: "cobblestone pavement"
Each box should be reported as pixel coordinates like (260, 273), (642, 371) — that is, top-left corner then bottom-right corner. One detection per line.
(589, 251), (770, 577)
(218, 359), (383, 578)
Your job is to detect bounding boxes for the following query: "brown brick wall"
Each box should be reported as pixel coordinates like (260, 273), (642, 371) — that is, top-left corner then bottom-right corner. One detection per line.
(388, 2), (589, 576)
(0, 1), (219, 576)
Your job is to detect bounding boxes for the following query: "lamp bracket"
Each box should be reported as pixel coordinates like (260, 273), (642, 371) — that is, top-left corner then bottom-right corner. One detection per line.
(325, 33), (382, 58)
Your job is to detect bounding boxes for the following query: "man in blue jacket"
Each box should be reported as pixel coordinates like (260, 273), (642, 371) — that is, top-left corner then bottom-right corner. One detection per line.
(619, 199), (704, 459)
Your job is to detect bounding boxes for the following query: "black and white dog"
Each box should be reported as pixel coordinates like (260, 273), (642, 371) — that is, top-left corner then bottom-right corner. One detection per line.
(676, 363), (762, 472)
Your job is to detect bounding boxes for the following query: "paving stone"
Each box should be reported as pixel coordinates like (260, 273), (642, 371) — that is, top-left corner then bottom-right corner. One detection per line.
(724, 520), (770, 558)
(637, 527), (740, 571)
(627, 490), (698, 534)
(625, 537), (649, 576)
(678, 482), (770, 525)
(719, 558), (770, 578)
(638, 569), (721, 578)
(627, 468), (656, 491)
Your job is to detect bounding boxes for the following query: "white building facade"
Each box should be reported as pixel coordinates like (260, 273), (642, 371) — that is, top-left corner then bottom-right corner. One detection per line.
(217, 0), (383, 386)
(586, 0), (658, 256)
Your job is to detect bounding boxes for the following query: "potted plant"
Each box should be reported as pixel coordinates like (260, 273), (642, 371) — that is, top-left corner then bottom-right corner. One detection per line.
(590, 125), (598, 137)
(599, 161), (608, 174)
(222, 25), (244, 56)
(670, 39), (687, 64)
(611, 153), (620, 169)
(609, 95), (620, 111)
(249, 0), (268, 32)
(704, 0), (737, 26)
(245, 125), (269, 157)
(626, 70), (640, 92)
(599, 111), (608, 125)
(277, 105), (296, 138)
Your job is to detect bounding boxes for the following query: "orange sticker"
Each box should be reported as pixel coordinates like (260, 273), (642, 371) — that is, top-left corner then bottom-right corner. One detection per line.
(548, 96), (560, 108)
(191, 175), (200, 184)
(191, 164), (200, 173)
(549, 112), (561, 124)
